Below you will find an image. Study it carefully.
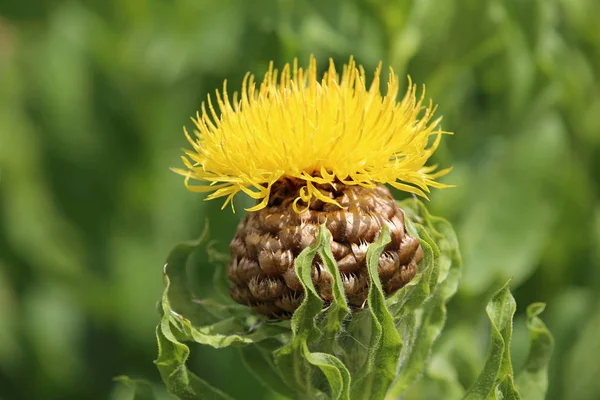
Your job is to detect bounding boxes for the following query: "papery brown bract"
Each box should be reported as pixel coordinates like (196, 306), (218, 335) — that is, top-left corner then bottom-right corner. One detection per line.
(227, 181), (423, 318)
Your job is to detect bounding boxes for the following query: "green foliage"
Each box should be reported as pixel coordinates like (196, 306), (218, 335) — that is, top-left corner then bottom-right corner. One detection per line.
(461, 286), (554, 400)
(516, 303), (555, 400)
(154, 201), (553, 400)
(402, 286), (554, 400)
(1, 0), (599, 399)
(154, 200), (460, 399)
(464, 282), (519, 400)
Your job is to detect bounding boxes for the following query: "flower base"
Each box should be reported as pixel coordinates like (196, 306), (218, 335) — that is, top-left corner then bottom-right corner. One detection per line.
(228, 181), (423, 319)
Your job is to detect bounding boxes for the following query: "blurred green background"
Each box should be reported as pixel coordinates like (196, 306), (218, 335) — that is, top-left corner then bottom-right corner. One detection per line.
(0, 0), (599, 399)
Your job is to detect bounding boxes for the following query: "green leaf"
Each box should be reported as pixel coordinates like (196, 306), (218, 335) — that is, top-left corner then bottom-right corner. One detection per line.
(155, 228), (290, 400)
(386, 213), (462, 398)
(155, 228), (238, 399)
(515, 303), (554, 400)
(155, 323), (234, 400)
(351, 225), (403, 399)
(316, 227), (350, 353)
(273, 228), (324, 396)
(161, 223), (230, 327)
(160, 260), (288, 349)
(274, 225), (351, 399)
(464, 282), (517, 400)
(303, 344), (351, 400)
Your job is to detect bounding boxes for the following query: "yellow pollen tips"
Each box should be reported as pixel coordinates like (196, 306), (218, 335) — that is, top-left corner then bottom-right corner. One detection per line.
(173, 56), (453, 212)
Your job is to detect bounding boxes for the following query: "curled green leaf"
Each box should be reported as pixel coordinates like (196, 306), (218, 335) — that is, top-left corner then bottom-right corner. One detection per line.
(515, 303), (554, 400)
(351, 225), (403, 400)
(464, 282), (517, 400)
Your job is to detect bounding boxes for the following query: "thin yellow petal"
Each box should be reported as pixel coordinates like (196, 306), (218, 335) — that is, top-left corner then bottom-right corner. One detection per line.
(174, 55), (453, 212)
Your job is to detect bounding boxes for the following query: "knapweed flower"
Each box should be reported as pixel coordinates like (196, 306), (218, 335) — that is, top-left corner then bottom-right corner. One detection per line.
(175, 56), (452, 318)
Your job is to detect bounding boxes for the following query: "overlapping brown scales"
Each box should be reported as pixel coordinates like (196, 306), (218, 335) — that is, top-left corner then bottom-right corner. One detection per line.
(228, 180), (423, 319)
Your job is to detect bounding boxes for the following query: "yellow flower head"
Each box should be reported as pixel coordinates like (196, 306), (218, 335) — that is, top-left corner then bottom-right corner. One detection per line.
(174, 56), (452, 212)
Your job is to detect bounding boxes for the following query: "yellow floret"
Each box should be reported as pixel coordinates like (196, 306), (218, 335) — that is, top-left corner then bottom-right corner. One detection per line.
(173, 55), (452, 212)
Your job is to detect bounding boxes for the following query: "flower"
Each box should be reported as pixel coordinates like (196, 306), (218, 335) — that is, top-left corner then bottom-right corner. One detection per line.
(173, 56), (452, 212)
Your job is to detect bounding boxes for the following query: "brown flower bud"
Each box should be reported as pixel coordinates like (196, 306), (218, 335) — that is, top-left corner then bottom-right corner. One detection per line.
(228, 180), (422, 319)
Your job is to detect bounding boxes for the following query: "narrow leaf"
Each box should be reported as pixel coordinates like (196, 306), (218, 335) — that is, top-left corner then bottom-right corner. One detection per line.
(156, 230), (290, 399)
(303, 343), (351, 400)
(273, 225), (352, 399)
(163, 224), (228, 326)
(273, 228), (325, 396)
(155, 324), (234, 400)
(351, 225), (403, 400)
(387, 217), (462, 398)
(161, 270), (287, 349)
(316, 226), (350, 353)
(464, 282), (516, 400)
(515, 303), (554, 400)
